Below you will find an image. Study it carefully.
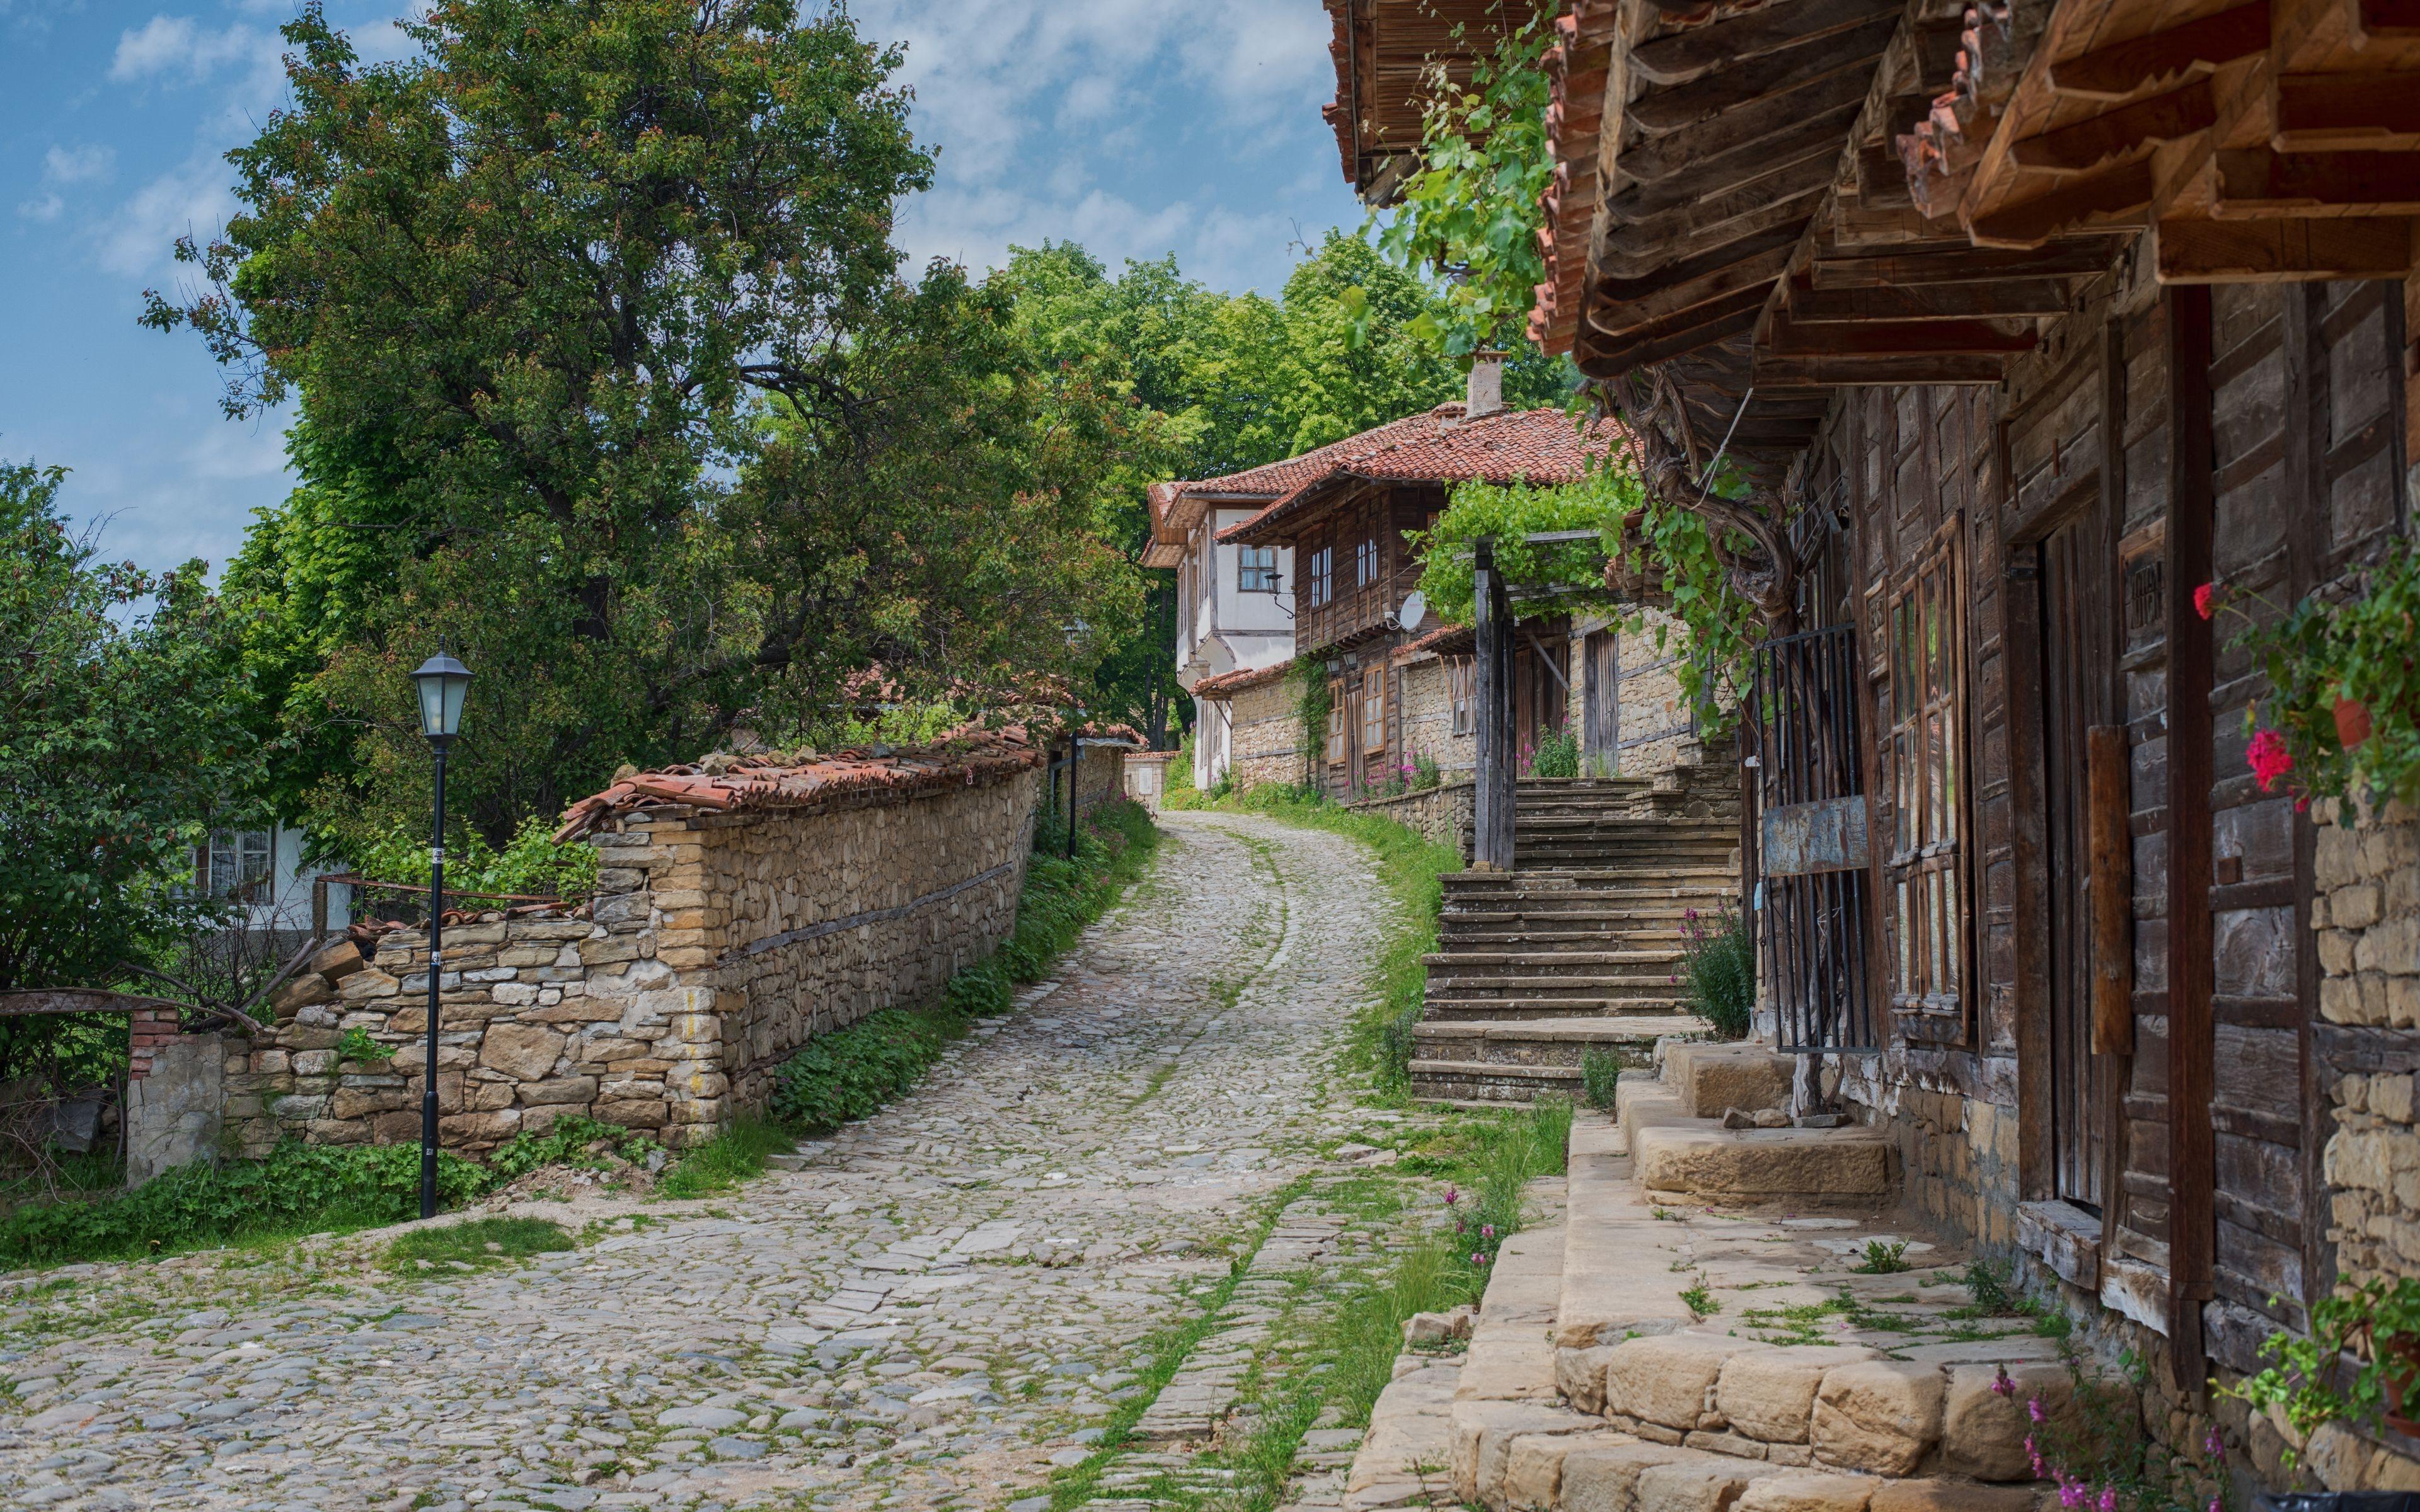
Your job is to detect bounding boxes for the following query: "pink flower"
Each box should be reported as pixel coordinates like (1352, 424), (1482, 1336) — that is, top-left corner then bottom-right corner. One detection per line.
(1444, 1186), (1460, 1206)
(2247, 727), (2293, 792)
(2099, 1489), (2118, 1512)
(2203, 1426), (2225, 1465)
(1472, 1252), (1491, 1267)
(2194, 581), (2218, 620)
(1481, 1224), (1496, 1239)
(1990, 1366), (2015, 1397)
(2027, 1396), (2047, 1424)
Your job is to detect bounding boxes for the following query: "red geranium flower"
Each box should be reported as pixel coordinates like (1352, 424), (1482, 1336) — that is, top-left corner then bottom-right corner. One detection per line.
(2247, 728), (2293, 792)
(2193, 582), (2217, 621)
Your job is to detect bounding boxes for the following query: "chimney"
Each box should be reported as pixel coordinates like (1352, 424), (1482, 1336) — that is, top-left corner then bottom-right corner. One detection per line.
(1465, 352), (1505, 420)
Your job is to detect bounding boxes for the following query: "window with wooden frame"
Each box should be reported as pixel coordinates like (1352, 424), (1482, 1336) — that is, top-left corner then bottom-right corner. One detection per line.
(1884, 521), (1970, 1026)
(1326, 679), (1346, 765)
(1361, 668), (1386, 754)
(1238, 545), (1278, 593)
(1356, 537), (1378, 588)
(1309, 545), (1333, 607)
(1448, 657), (1474, 736)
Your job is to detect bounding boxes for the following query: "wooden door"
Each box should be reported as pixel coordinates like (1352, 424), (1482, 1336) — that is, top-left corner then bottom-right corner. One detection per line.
(2040, 520), (2112, 1210)
(1582, 631), (1618, 774)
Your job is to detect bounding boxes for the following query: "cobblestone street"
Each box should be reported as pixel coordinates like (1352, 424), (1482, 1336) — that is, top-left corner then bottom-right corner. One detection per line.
(0, 812), (1404, 1512)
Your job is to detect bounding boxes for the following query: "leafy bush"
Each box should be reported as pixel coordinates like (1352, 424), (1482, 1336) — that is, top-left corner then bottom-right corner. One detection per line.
(1678, 908), (1754, 1040)
(768, 798), (1160, 1133)
(1412, 752), (1443, 790)
(1526, 721), (1579, 779)
(0, 1139), (488, 1266)
(1579, 1046), (1628, 1110)
(483, 1114), (657, 1183)
(352, 813), (599, 902)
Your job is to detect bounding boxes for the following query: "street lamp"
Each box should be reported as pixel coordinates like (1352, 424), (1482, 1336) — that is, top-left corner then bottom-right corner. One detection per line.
(408, 651), (471, 1220)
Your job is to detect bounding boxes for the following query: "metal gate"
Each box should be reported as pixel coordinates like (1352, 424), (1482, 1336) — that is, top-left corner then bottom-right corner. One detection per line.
(1750, 625), (1879, 1053)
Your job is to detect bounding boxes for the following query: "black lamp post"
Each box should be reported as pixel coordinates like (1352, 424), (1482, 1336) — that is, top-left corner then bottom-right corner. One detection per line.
(408, 651), (472, 1220)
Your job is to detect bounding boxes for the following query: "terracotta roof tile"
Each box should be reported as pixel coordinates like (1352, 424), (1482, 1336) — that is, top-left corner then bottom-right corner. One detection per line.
(1189, 660), (1298, 701)
(1219, 405), (1623, 544)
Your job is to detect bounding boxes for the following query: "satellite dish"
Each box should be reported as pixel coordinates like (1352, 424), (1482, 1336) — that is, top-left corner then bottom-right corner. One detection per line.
(1397, 590), (1427, 633)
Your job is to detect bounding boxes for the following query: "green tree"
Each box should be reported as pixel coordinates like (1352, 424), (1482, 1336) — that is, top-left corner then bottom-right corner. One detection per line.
(154, 1), (1142, 850)
(0, 461), (262, 1002)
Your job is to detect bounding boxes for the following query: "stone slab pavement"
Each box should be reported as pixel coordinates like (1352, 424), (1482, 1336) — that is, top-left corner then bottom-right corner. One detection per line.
(0, 811), (1401, 1512)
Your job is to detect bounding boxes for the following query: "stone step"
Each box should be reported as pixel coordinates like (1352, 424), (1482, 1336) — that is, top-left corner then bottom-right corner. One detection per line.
(1665, 1041), (1795, 1118)
(1421, 974), (1686, 995)
(1615, 1076), (1891, 1200)
(1422, 951), (1682, 971)
(1412, 1017), (1710, 1067)
(1409, 1060), (1587, 1102)
(1421, 997), (1697, 1022)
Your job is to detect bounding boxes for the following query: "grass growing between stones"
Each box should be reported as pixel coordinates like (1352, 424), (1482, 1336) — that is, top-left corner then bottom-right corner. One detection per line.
(1072, 1102), (1576, 1512)
(383, 1215), (573, 1273)
(1191, 786), (1462, 1100)
(655, 1114), (795, 1200)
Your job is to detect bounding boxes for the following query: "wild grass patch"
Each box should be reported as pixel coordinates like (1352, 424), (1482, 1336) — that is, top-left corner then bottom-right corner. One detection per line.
(383, 1216), (573, 1273)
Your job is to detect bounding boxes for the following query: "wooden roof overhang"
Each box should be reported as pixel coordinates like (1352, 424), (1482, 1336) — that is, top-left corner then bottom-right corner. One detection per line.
(1223, 474), (1380, 550)
(1325, 0), (1549, 201)
(1531, 0), (2420, 488)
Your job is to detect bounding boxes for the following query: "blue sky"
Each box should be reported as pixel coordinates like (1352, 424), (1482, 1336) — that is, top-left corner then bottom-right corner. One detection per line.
(1, 1), (1361, 573)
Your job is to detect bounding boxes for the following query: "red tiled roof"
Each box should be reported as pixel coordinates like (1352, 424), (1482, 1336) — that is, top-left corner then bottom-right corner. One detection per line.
(1189, 660), (1298, 701)
(1220, 404), (1622, 546)
(555, 729), (1047, 841)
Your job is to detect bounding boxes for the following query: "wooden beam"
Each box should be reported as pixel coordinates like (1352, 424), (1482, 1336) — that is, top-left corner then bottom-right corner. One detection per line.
(2274, 72), (2420, 151)
(1628, 13), (1897, 133)
(2362, 0), (2420, 37)
(2215, 149), (2420, 217)
(2010, 82), (2216, 175)
(1611, 125), (1843, 221)
(2048, 3), (2267, 101)
(2154, 214), (2416, 280)
(1596, 186), (1832, 278)
(2088, 724), (2135, 1055)
(1575, 301), (1765, 377)
(1968, 160), (2155, 248)
(1588, 283), (1775, 355)
(1766, 309), (2039, 357)
(1789, 277), (2077, 321)
(1749, 351), (2013, 384)
(1630, 0), (1900, 87)
(2165, 282), (2216, 1389)
(1590, 240), (1797, 328)
(1809, 239), (2123, 286)
(1621, 88), (1866, 183)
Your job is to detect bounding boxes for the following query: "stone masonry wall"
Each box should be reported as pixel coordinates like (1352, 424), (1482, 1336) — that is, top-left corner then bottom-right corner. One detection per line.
(225, 769), (1042, 1155)
(1343, 779), (1474, 861)
(1230, 677), (1305, 792)
(2316, 798), (2420, 1288)
(1398, 657), (1475, 780)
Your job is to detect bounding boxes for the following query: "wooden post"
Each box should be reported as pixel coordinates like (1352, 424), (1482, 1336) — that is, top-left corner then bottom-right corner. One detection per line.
(1490, 556), (1519, 866)
(1474, 538), (1504, 869)
(2087, 724), (2135, 1055)
(2165, 284), (2216, 1389)
(313, 875), (329, 942)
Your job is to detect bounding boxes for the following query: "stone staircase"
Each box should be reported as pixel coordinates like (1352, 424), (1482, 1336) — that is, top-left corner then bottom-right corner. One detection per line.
(1334, 1050), (2118, 1512)
(1409, 750), (1743, 1105)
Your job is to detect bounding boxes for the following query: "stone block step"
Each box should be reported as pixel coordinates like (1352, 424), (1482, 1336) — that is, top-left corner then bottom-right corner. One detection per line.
(1412, 1016), (1708, 1068)
(1436, 927), (1698, 946)
(1616, 1077), (1891, 1199)
(1422, 950), (1682, 971)
(1448, 868), (1739, 888)
(1665, 1041), (1795, 1118)
(1420, 974), (1685, 995)
(1421, 996), (1695, 1021)
(1408, 1060), (1586, 1102)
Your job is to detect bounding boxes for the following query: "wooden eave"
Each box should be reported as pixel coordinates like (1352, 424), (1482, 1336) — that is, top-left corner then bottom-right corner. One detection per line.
(1325, 0), (1550, 202)
(1526, 0), (2420, 488)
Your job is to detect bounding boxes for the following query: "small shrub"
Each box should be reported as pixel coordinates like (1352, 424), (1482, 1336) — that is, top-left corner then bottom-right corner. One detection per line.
(383, 1216), (572, 1273)
(1679, 1279), (1719, 1319)
(485, 1114), (657, 1184)
(333, 1025), (385, 1065)
(1579, 1046), (1628, 1110)
(1525, 721), (1579, 778)
(1412, 752), (1443, 790)
(1678, 908), (1754, 1040)
(1849, 1239), (1911, 1274)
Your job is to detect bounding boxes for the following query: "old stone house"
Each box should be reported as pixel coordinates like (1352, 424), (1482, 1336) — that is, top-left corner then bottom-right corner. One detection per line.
(1325, 0), (2420, 1489)
(1156, 378), (1698, 802)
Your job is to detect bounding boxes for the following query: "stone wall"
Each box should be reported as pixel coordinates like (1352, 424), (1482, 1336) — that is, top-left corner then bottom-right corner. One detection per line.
(1230, 675), (1305, 791)
(2316, 798), (2420, 1290)
(224, 764), (1043, 1155)
(1343, 779), (1475, 861)
(1397, 656), (1475, 781)
(1072, 743), (1127, 816)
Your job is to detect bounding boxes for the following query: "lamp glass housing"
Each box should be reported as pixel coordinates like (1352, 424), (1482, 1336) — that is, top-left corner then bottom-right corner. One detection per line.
(410, 654), (473, 742)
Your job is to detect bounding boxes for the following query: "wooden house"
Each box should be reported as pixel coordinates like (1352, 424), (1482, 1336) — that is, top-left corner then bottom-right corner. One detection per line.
(1326, 0), (2420, 1490)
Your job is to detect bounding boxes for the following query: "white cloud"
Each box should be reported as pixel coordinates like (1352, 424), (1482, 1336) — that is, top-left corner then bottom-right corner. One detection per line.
(44, 144), (117, 185)
(111, 15), (265, 83)
(97, 151), (239, 278)
(16, 193), (64, 224)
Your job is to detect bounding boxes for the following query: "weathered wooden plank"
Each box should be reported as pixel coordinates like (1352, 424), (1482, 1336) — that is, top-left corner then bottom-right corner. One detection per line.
(1627, 14), (1898, 133)
(1629, 0), (1901, 86)
(1751, 351), (2015, 385)
(2165, 283), (2217, 1388)
(1969, 160), (2157, 249)
(1789, 278), (2078, 322)
(2274, 72), (2420, 151)
(1576, 291), (1769, 377)
(2047, 3), (2269, 101)
(2155, 216), (2416, 282)
(0, 989), (188, 1019)
(2012, 83), (2217, 176)
(1618, 91), (1865, 185)
(1809, 239), (2124, 287)
(1768, 310), (2039, 357)
(2090, 724), (2136, 1055)
(2214, 150), (2420, 219)
(1592, 241), (1797, 328)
